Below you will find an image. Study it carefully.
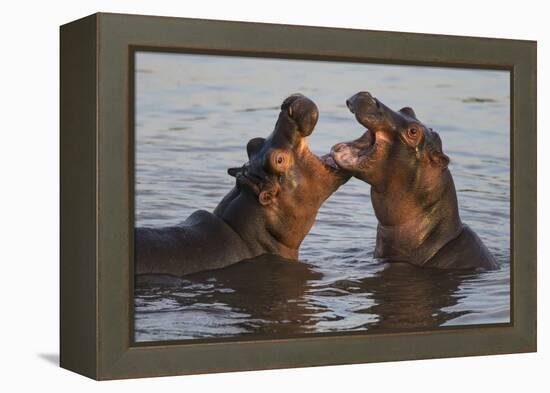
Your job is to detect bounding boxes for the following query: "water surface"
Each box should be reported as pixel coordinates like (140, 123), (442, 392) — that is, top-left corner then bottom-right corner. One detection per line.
(134, 52), (510, 342)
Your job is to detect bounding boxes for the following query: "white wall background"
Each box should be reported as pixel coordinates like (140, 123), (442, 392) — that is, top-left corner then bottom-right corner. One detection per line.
(0, 0), (546, 391)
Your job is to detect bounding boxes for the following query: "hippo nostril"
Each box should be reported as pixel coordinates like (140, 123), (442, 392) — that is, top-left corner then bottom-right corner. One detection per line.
(346, 99), (354, 113)
(357, 91), (377, 106)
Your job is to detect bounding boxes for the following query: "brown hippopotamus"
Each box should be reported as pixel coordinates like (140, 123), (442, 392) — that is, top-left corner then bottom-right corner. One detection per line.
(329, 91), (497, 270)
(136, 94), (349, 277)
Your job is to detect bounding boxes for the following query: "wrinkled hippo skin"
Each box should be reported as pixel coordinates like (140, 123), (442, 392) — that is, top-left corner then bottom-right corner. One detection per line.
(136, 94), (349, 277)
(331, 91), (497, 270)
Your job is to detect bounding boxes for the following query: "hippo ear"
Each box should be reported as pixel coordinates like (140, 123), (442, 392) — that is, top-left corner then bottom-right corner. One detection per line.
(258, 190), (274, 206)
(227, 167), (241, 177)
(399, 107), (417, 119)
(428, 131), (449, 168)
(246, 137), (265, 159)
(281, 94), (319, 137)
(429, 149), (449, 169)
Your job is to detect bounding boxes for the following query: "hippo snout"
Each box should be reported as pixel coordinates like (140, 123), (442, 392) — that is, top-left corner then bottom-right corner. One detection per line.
(346, 91), (379, 114)
(346, 98), (354, 113)
(281, 93), (319, 137)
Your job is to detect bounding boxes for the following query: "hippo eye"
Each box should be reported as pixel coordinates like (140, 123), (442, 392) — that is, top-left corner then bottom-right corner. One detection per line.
(267, 150), (289, 173)
(273, 152), (287, 167)
(408, 127), (419, 138)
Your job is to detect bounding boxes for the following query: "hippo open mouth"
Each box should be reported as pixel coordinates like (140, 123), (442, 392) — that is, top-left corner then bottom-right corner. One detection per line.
(363, 129), (375, 151)
(330, 128), (376, 171)
(329, 91), (401, 175)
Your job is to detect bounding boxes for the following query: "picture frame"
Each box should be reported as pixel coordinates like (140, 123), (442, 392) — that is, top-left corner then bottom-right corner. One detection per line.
(60, 12), (537, 380)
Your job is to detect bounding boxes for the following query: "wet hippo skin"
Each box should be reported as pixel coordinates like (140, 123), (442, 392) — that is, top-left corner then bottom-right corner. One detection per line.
(136, 94), (350, 277)
(330, 91), (497, 270)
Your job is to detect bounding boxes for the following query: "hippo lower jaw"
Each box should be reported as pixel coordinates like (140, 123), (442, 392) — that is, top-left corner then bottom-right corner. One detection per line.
(318, 153), (340, 170)
(316, 153), (353, 188)
(329, 129), (376, 171)
(313, 150), (352, 177)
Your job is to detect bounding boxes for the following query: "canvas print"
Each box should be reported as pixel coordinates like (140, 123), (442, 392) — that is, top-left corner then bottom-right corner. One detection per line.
(133, 52), (510, 342)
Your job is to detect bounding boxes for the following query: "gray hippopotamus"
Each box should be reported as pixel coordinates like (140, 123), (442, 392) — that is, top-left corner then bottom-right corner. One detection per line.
(329, 91), (497, 270)
(135, 94), (349, 277)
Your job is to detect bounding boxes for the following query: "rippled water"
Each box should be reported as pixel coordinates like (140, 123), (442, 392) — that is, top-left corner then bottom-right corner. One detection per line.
(134, 52), (510, 342)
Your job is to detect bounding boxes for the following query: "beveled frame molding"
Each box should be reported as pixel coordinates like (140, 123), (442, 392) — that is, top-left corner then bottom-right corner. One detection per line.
(60, 12), (536, 380)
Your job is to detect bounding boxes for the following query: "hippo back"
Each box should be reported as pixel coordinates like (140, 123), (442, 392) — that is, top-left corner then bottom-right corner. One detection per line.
(135, 210), (253, 277)
(421, 225), (498, 270)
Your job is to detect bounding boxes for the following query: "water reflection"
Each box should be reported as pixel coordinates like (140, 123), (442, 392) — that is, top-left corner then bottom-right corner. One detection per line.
(135, 255), (324, 340)
(353, 263), (471, 330)
(135, 257), (497, 341)
(188, 255), (323, 336)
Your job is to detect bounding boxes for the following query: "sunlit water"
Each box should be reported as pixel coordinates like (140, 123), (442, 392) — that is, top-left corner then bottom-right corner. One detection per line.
(134, 52), (510, 342)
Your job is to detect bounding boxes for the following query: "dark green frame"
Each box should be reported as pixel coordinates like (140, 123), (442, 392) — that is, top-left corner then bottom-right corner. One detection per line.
(60, 12), (537, 380)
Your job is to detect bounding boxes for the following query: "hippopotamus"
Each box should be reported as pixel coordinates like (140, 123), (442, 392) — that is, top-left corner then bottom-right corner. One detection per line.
(329, 91), (497, 270)
(135, 94), (349, 277)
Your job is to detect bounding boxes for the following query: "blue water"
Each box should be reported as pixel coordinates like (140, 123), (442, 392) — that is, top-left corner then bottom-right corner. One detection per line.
(134, 52), (510, 342)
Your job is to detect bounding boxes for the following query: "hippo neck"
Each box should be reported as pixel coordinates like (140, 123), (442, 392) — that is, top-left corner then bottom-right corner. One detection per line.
(213, 188), (299, 260)
(372, 170), (464, 266)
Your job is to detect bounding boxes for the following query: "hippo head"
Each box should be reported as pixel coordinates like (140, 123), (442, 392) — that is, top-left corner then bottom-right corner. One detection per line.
(331, 91), (449, 195)
(226, 94), (349, 251)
